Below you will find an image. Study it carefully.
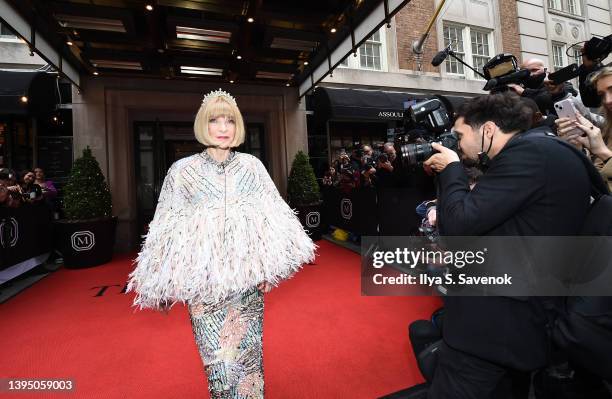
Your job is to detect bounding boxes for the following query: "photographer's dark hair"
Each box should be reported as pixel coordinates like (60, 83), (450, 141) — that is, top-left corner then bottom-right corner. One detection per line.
(457, 92), (533, 133)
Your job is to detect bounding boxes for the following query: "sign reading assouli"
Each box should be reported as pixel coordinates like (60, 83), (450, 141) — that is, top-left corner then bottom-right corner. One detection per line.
(361, 235), (612, 296)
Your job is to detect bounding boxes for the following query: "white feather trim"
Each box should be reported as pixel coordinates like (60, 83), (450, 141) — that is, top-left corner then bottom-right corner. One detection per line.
(125, 153), (317, 310)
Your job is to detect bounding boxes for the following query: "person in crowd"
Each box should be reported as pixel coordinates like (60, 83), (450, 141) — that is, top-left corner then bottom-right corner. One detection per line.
(362, 144), (374, 158)
(508, 58), (577, 116)
(334, 151), (351, 175)
(18, 170), (43, 204)
(0, 168), (10, 187)
(6, 189), (23, 208)
(1, 168), (22, 207)
(0, 185), (8, 207)
(322, 167), (338, 186)
(0, 168), (18, 189)
(521, 97), (554, 132)
(375, 147), (397, 188)
(126, 89), (315, 398)
(556, 66), (612, 191)
(422, 92), (592, 398)
(33, 167), (58, 202)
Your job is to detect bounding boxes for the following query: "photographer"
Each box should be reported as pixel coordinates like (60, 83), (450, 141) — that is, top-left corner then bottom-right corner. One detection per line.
(361, 145), (378, 187)
(375, 143), (396, 187)
(422, 92), (592, 398)
(577, 35), (612, 108)
(508, 58), (577, 116)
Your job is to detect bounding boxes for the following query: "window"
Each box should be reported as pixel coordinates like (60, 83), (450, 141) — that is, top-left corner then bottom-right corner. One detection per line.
(552, 43), (566, 71)
(442, 23), (492, 79)
(443, 25), (465, 75)
(547, 0), (581, 15)
(0, 23), (17, 38)
(569, 45), (581, 65)
(470, 30), (491, 79)
(338, 28), (387, 71)
(359, 30), (382, 70)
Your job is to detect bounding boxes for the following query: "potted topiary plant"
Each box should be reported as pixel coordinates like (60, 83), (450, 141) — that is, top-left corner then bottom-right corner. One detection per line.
(287, 150), (322, 241)
(54, 147), (117, 268)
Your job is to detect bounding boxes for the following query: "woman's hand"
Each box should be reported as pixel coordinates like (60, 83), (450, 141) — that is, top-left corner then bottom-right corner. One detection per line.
(568, 114), (612, 161)
(427, 208), (437, 227)
(556, 116), (586, 150)
(257, 281), (274, 293)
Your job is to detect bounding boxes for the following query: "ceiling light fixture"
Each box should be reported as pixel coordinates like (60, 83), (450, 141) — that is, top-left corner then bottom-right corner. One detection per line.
(145, 4), (153, 11)
(180, 66), (223, 76)
(20, 96), (28, 103)
(176, 26), (232, 43)
(330, 28), (337, 33)
(247, 17), (254, 23)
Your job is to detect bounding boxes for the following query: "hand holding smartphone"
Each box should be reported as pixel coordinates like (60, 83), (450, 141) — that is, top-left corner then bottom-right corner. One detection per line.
(554, 99), (583, 138)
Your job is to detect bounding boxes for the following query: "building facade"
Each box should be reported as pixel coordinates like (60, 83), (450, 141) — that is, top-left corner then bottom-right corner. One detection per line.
(516, 0), (611, 70)
(312, 0), (611, 171)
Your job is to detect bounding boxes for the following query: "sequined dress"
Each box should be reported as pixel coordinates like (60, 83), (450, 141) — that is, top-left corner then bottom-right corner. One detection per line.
(126, 150), (317, 310)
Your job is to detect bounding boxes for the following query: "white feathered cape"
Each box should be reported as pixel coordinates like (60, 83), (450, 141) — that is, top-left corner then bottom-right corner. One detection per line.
(126, 151), (317, 310)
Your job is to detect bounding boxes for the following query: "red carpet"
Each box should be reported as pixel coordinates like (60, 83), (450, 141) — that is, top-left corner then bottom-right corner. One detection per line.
(0, 240), (441, 398)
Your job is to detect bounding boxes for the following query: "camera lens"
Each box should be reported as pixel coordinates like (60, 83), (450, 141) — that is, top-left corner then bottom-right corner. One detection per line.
(399, 142), (433, 166)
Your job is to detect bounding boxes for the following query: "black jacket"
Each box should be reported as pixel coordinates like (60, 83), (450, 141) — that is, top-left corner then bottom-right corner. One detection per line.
(522, 82), (577, 117)
(437, 127), (592, 370)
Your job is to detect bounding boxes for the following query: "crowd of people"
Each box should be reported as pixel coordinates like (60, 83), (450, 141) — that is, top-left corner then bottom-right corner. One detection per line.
(405, 61), (612, 398)
(323, 141), (423, 192)
(0, 167), (57, 210)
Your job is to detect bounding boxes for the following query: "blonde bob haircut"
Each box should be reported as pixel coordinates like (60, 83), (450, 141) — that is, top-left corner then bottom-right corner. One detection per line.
(194, 96), (245, 147)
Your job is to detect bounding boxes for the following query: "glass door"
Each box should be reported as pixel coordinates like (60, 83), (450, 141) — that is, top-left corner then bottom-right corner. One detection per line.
(134, 121), (267, 239)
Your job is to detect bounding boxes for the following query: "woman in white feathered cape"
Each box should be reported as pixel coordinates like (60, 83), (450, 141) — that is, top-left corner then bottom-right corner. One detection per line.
(126, 90), (316, 398)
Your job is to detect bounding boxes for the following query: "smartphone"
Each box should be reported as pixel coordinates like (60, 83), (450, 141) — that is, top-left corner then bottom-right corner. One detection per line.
(553, 99), (582, 136)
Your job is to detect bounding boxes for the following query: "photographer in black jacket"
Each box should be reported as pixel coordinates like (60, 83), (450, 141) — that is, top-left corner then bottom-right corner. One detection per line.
(422, 93), (592, 398)
(507, 58), (577, 116)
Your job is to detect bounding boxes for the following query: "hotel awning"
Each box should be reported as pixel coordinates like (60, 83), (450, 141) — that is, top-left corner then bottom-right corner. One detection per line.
(312, 87), (468, 121)
(0, 71), (58, 116)
(1, 0), (411, 96)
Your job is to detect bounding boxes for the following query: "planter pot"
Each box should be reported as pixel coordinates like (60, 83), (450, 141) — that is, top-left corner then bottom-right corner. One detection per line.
(294, 203), (323, 241)
(53, 216), (118, 268)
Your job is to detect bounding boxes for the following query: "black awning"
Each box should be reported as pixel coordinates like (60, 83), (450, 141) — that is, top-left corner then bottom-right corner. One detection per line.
(313, 87), (412, 121)
(0, 71), (57, 117)
(312, 87), (469, 122)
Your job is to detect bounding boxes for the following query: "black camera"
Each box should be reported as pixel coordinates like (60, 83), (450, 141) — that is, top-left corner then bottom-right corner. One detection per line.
(481, 54), (531, 93)
(583, 34), (612, 62)
(377, 153), (389, 164)
(396, 131), (459, 166)
(396, 96), (458, 166)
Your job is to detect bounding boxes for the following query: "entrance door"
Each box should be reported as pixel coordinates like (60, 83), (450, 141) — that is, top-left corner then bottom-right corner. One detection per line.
(134, 120), (267, 239)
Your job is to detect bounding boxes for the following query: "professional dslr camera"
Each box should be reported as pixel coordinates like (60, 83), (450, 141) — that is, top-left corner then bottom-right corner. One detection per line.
(481, 53), (532, 93)
(544, 34), (612, 86)
(395, 96), (458, 166)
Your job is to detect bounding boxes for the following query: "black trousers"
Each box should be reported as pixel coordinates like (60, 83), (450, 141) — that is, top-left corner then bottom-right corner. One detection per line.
(428, 342), (530, 399)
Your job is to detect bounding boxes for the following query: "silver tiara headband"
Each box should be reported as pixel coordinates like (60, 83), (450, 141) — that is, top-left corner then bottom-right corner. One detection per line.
(202, 88), (237, 107)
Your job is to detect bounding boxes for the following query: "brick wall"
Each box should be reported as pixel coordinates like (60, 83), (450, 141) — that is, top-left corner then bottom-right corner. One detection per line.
(395, 0), (523, 70)
(395, 0), (440, 73)
(499, 0), (522, 63)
